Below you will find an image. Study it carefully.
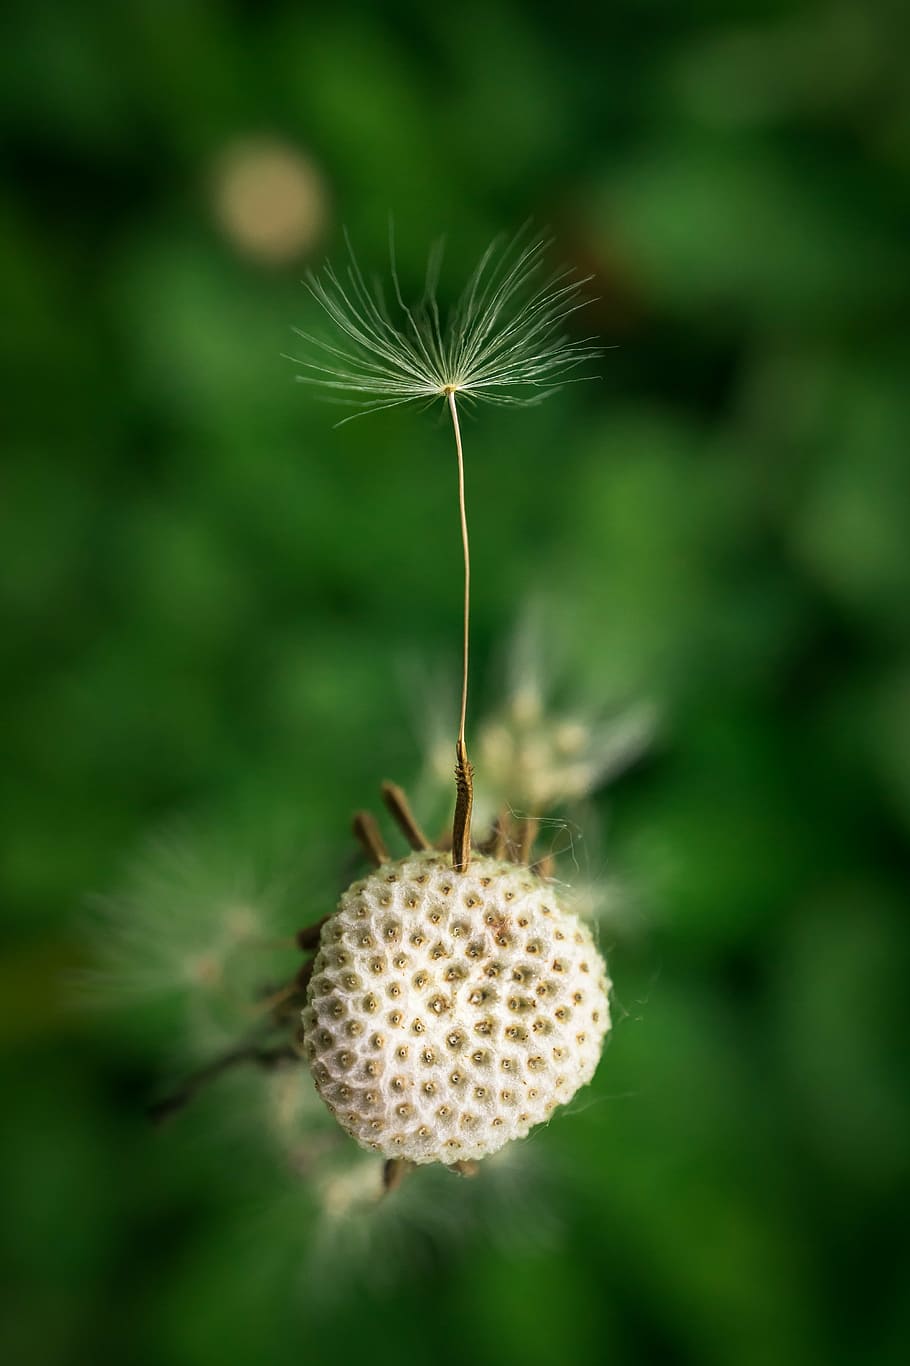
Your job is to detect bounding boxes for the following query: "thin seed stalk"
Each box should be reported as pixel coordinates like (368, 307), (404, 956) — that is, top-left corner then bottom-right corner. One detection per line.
(447, 389), (473, 872)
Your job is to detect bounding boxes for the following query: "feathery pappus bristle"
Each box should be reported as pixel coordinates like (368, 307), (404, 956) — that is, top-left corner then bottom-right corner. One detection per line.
(289, 225), (602, 422)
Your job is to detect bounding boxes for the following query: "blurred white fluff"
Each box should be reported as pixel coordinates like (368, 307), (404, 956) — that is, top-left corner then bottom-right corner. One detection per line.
(421, 612), (658, 830)
(84, 819), (297, 1056)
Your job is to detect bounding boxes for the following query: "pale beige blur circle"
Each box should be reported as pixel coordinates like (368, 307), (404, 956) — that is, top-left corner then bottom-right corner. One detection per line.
(212, 139), (329, 264)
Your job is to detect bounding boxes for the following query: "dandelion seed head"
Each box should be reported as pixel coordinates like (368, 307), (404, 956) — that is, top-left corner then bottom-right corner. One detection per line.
(302, 850), (611, 1165)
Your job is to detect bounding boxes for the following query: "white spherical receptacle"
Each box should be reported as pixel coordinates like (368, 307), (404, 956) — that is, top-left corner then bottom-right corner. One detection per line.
(302, 850), (611, 1165)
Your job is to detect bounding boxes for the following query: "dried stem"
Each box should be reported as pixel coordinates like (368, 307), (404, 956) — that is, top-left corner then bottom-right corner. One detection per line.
(449, 1159), (479, 1178)
(480, 808), (510, 860)
(382, 1158), (414, 1194)
(517, 815), (540, 865)
(149, 1041), (298, 1125)
(447, 389), (474, 872)
(353, 810), (390, 866)
(381, 781), (430, 850)
(535, 851), (555, 881)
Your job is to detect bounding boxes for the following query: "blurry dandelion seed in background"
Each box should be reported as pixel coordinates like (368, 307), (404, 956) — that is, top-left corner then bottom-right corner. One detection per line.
(212, 139), (329, 265)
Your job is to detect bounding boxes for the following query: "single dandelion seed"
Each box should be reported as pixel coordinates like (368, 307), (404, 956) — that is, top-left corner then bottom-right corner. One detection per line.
(117, 230), (614, 1198)
(289, 226), (601, 869)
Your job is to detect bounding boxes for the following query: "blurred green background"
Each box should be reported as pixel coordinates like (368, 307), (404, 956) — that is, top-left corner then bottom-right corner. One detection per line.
(2, 0), (909, 1363)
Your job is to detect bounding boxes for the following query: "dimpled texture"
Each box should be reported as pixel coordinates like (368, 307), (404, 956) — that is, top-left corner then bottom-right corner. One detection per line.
(302, 851), (611, 1164)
